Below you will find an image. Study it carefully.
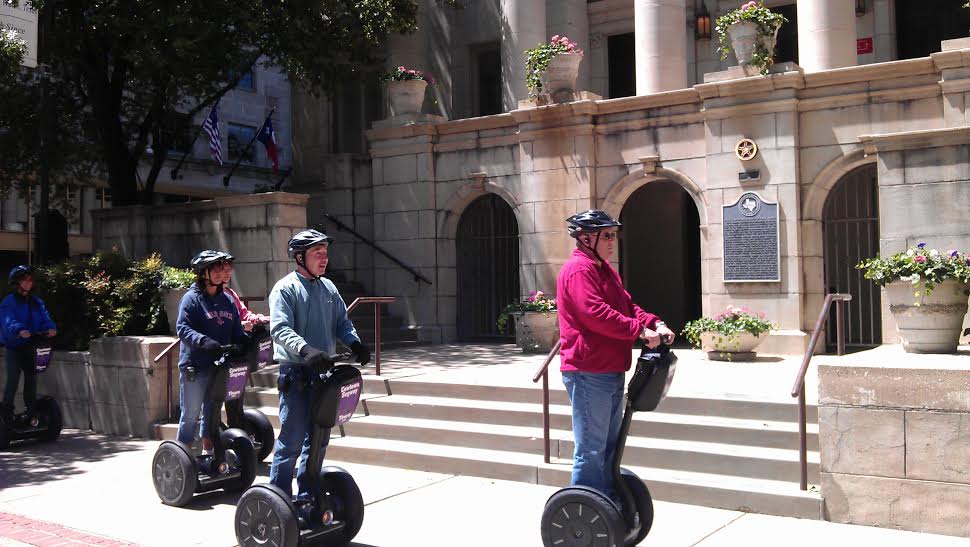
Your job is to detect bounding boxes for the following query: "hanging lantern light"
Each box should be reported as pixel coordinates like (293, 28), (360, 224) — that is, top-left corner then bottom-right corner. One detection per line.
(695, 2), (712, 40)
(856, 0), (866, 16)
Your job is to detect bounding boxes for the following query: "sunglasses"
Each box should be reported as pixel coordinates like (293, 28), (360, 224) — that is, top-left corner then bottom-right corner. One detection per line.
(599, 232), (619, 241)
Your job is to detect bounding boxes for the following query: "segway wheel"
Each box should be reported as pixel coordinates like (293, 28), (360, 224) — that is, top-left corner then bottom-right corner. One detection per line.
(320, 466), (365, 545)
(235, 484), (299, 547)
(541, 487), (624, 547)
(620, 468), (654, 545)
(222, 427), (257, 492)
(152, 441), (197, 506)
(36, 396), (62, 442)
(243, 408), (275, 462)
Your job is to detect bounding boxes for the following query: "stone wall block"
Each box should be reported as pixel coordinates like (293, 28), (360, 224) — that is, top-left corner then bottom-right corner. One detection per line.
(905, 411), (970, 484)
(818, 406), (905, 476)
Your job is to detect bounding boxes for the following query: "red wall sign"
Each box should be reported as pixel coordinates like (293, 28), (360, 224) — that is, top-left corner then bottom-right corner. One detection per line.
(857, 37), (874, 55)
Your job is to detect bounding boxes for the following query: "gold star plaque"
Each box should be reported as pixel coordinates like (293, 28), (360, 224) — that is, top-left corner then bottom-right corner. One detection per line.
(735, 138), (758, 161)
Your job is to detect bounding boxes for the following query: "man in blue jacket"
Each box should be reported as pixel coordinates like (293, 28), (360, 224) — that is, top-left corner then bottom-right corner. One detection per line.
(269, 229), (370, 499)
(1, 266), (57, 421)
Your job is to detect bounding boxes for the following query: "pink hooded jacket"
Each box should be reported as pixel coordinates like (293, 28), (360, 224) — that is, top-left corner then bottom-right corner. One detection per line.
(224, 287), (269, 325)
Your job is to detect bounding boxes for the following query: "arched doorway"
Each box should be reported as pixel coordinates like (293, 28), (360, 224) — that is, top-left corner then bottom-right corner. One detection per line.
(823, 164), (881, 352)
(456, 194), (520, 340)
(619, 180), (702, 339)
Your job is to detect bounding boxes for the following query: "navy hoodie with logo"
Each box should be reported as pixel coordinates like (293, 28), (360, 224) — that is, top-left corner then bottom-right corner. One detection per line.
(176, 284), (247, 370)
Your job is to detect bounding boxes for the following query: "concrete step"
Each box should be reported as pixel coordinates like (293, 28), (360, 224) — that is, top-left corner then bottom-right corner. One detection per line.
(357, 394), (818, 438)
(322, 435), (822, 520)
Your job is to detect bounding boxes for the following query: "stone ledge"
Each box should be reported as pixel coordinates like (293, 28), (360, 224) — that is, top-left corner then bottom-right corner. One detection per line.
(819, 345), (970, 411)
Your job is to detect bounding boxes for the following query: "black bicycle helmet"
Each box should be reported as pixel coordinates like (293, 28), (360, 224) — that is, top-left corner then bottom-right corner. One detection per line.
(287, 229), (334, 259)
(566, 210), (621, 238)
(189, 250), (234, 273)
(8, 265), (33, 284)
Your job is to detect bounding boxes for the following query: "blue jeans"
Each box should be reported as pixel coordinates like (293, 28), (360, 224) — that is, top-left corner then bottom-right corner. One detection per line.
(176, 367), (211, 446)
(2, 348), (35, 414)
(270, 368), (332, 498)
(562, 371), (625, 497)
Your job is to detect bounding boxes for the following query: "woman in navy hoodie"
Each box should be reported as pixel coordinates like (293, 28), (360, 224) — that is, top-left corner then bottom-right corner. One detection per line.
(1, 266), (57, 421)
(175, 250), (247, 453)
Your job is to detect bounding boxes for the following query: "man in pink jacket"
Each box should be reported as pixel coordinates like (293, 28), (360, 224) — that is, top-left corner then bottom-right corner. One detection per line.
(557, 209), (675, 500)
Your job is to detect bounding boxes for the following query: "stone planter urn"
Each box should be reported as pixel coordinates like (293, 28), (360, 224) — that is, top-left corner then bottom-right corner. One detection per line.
(886, 279), (970, 353)
(163, 288), (189, 335)
(540, 53), (583, 94)
(726, 20), (781, 71)
(514, 311), (560, 354)
(700, 331), (768, 361)
(386, 79), (428, 116)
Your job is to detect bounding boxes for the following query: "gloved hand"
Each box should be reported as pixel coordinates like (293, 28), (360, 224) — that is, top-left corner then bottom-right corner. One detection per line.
(350, 341), (370, 366)
(219, 344), (245, 358)
(201, 337), (221, 352)
(300, 344), (334, 372)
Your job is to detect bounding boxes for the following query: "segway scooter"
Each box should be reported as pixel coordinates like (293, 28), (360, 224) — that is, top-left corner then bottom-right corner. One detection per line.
(234, 351), (365, 547)
(540, 341), (677, 547)
(151, 346), (258, 507)
(217, 325), (275, 462)
(0, 333), (62, 449)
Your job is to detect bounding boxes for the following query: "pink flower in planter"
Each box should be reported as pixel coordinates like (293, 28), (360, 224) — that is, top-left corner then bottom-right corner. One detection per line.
(914, 255), (927, 263)
(551, 35), (560, 43)
(741, 1), (758, 10)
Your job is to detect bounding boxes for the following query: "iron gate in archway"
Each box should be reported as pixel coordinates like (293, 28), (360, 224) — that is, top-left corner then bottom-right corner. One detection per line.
(456, 194), (520, 340)
(823, 164), (881, 351)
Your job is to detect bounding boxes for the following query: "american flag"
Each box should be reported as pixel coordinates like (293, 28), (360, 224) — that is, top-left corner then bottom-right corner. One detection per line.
(202, 101), (222, 165)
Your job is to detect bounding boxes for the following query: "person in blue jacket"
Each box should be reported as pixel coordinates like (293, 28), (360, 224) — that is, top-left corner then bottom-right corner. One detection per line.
(269, 229), (369, 499)
(175, 250), (248, 453)
(1, 266), (57, 421)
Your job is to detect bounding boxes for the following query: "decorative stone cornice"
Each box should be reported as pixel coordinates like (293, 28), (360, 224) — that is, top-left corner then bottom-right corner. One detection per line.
(858, 126), (970, 155)
(596, 89), (700, 115)
(802, 58), (935, 89)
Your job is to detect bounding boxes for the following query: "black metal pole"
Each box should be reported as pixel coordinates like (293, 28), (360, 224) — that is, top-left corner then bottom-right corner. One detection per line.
(273, 169), (291, 191)
(169, 125), (205, 181)
(222, 107), (275, 188)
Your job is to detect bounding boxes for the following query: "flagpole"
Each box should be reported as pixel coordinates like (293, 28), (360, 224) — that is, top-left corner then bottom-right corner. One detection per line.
(274, 169), (291, 191)
(171, 103), (217, 181)
(223, 107), (276, 188)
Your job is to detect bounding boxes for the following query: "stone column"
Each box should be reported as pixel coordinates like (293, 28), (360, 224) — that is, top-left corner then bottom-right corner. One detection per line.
(634, 0), (687, 95)
(502, 0), (546, 111)
(797, 0), (857, 72)
(546, 0), (590, 91)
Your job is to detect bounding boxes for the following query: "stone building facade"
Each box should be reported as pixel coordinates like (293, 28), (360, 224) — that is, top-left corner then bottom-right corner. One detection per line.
(292, 0), (970, 352)
(0, 61), (291, 270)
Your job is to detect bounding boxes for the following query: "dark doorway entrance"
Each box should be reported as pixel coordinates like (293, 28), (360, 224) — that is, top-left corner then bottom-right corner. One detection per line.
(456, 194), (520, 340)
(619, 181), (702, 341)
(823, 164), (881, 352)
(608, 33), (635, 99)
(897, 0), (970, 60)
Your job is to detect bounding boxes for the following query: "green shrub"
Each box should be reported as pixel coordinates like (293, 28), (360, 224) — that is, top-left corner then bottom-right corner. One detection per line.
(32, 251), (184, 350)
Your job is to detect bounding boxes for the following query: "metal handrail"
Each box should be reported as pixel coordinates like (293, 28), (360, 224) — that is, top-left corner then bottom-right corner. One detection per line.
(347, 296), (396, 377)
(320, 213), (432, 285)
(532, 340), (562, 464)
(791, 292), (852, 491)
(154, 338), (181, 421)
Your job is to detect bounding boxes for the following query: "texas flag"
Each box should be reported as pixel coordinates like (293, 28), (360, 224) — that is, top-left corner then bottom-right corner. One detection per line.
(256, 115), (279, 172)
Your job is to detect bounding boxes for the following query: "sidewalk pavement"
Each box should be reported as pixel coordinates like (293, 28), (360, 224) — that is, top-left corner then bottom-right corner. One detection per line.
(2, 431), (968, 547)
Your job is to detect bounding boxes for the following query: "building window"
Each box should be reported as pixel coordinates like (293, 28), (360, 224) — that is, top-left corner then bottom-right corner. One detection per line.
(227, 123), (256, 163)
(608, 33), (635, 99)
(473, 44), (503, 116)
(333, 72), (383, 154)
(162, 113), (194, 154)
(96, 188), (112, 208)
(897, 0), (970, 60)
(773, 4), (798, 65)
(231, 68), (256, 91)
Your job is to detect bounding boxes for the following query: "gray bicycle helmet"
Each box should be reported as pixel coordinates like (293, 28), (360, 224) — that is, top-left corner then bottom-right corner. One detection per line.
(566, 210), (621, 238)
(190, 250), (234, 273)
(287, 229), (334, 259)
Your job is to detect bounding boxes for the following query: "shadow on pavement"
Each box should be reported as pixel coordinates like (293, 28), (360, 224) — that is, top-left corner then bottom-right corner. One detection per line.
(0, 430), (143, 489)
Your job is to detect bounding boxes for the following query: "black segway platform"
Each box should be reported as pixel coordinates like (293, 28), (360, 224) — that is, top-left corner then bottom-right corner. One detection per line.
(540, 343), (677, 546)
